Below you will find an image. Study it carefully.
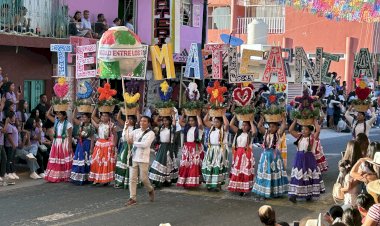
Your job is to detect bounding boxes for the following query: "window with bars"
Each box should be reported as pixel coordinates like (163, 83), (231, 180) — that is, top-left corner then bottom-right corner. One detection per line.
(207, 6), (231, 30)
(181, 0), (192, 26)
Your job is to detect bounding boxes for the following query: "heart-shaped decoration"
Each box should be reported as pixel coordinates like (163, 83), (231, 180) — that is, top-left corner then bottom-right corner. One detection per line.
(233, 87), (253, 106)
(53, 77), (69, 98)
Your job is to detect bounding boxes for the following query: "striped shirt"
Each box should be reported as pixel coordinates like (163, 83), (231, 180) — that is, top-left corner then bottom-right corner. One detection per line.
(368, 204), (380, 225)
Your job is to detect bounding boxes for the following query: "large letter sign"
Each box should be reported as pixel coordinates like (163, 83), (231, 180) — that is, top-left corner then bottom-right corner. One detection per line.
(354, 48), (373, 78)
(205, 44), (228, 79)
(262, 46), (287, 84)
(184, 43), (203, 79)
(321, 52), (340, 83)
(50, 44), (72, 77)
(239, 49), (263, 79)
(76, 44), (97, 79)
(150, 44), (176, 80)
(295, 47), (322, 84)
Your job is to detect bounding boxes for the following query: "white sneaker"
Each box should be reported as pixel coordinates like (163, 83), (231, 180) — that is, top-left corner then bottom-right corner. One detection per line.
(6, 173), (15, 180)
(26, 153), (36, 159)
(39, 173), (45, 178)
(0, 177), (3, 182)
(30, 172), (42, 180)
(12, 173), (20, 180)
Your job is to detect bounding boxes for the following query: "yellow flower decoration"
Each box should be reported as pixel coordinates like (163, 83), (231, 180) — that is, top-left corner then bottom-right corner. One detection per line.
(58, 77), (66, 85)
(358, 81), (367, 89)
(242, 82), (250, 87)
(212, 89), (219, 99)
(160, 81), (169, 94)
(123, 92), (140, 104)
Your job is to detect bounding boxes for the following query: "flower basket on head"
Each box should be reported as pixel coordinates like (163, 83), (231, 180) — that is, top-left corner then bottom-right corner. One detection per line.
(157, 107), (173, 117)
(97, 83), (118, 113)
(53, 103), (69, 112)
(123, 106), (139, 116)
(123, 88), (141, 116)
(264, 114), (282, 123)
(209, 108), (225, 118)
(183, 82), (203, 117)
(155, 81), (176, 117)
(237, 113), (254, 122)
(184, 108), (201, 117)
(353, 78), (372, 112)
(99, 105), (115, 113)
(297, 118), (315, 126)
(77, 105), (94, 113)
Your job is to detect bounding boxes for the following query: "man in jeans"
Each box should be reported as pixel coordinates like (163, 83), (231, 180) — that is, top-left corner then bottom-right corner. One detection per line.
(126, 116), (155, 206)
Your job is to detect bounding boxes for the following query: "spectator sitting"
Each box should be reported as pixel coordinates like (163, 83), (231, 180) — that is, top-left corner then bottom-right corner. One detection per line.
(258, 205), (287, 226)
(69, 11), (92, 38)
(342, 207), (362, 226)
(363, 179), (380, 225)
(356, 193), (375, 224)
(337, 117), (349, 133)
(14, 6), (33, 33)
(112, 18), (121, 27)
(0, 3), (11, 32)
(125, 15), (134, 32)
(81, 10), (92, 30)
(323, 205), (344, 225)
(94, 13), (108, 37)
(351, 143), (380, 185)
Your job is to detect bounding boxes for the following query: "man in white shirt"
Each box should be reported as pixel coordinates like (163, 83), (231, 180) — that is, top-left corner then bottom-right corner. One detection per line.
(81, 10), (92, 30)
(126, 116), (155, 206)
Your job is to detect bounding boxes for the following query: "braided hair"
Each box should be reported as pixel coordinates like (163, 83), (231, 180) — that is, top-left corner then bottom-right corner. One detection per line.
(232, 121), (252, 149)
(156, 116), (174, 145)
(352, 112), (367, 138)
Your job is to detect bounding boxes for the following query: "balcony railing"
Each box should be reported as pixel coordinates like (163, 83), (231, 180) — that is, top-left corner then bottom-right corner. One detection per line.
(0, 0), (69, 38)
(237, 17), (285, 34)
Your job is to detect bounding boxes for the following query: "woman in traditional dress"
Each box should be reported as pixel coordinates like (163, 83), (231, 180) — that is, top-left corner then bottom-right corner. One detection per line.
(177, 113), (204, 188)
(288, 119), (325, 202)
(70, 108), (94, 185)
(252, 117), (288, 199)
(114, 110), (139, 189)
(44, 107), (73, 182)
(149, 113), (178, 187)
(88, 110), (116, 185)
(228, 116), (256, 196)
(202, 112), (229, 191)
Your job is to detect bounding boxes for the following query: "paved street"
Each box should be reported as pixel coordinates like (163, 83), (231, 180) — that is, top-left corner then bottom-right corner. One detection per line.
(1, 129), (379, 226)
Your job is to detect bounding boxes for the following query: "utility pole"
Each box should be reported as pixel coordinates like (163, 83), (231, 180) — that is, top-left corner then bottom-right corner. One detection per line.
(201, 0), (208, 48)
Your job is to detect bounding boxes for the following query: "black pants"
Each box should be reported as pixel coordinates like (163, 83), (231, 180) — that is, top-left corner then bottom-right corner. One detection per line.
(4, 146), (16, 174)
(0, 146), (6, 177)
(36, 150), (49, 174)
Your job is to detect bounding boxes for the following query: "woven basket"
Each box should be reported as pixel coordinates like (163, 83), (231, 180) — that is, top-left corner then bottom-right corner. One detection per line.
(123, 106), (138, 116)
(264, 114), (282, 122)
(209, 108), (224, 118)
(77, 105), (94, 113)
(353, 104), (369, 112)
(236, 113), (254, 122)
(157, 107), (173, 116)
(184, 109), (201, 116)
(297, 118), (314, 126)
(99, 105), (115, 113)
(53, 104), (69, 112)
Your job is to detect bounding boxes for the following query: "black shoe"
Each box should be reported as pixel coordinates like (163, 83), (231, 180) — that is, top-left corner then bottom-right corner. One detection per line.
(239, 192), (245, 197)
(289, 196), (297, 203)
(103, 182), (110, 187)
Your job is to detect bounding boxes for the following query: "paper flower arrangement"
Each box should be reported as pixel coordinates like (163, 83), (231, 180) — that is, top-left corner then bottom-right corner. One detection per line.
(233, 85), (255, 116)
(352, 78), (372, 111)
(52, 77), (70, 107)
(155, 80), (176, 109)
(206, 81), (227, 109)
(291, 88), (320, 123)
(122, 80), (140, 109)
(182, 82), (204, 113)
(97, 82), (119, 108)
(261, 86), (285, 120)
(54, 77), (69, 98)
(77, 81), (93, 99)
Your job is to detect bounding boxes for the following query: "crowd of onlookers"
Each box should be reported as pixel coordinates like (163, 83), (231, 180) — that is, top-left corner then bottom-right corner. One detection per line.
(0, 4), (34, 33)
(68, 9), (134, 39)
